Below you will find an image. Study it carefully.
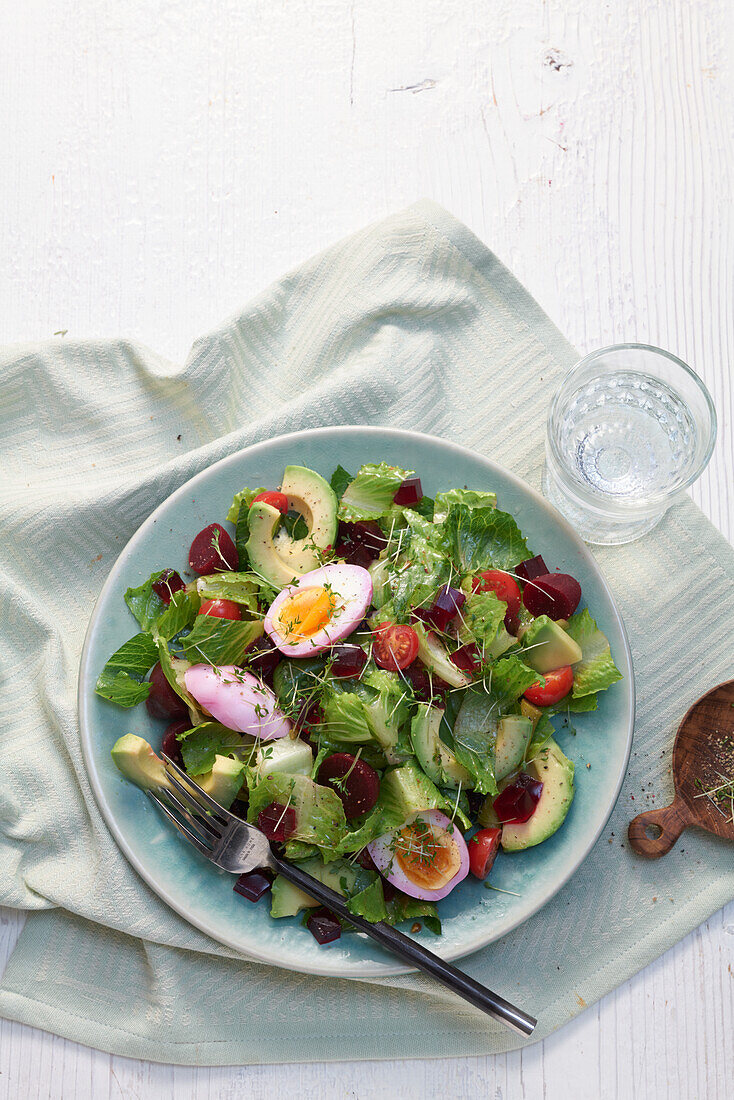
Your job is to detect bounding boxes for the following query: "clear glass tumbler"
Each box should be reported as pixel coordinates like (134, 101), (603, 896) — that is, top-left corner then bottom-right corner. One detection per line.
(543, 344), (717, 545)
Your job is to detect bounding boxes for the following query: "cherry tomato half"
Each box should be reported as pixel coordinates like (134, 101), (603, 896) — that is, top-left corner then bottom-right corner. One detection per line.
(523, 665), (573, 707)
(199, 598), (242, 620)
(252, 490), (289, 515)
(468, 827), (502, 879)
(372, 622), (420, 672)
(471, 570), (522, 617)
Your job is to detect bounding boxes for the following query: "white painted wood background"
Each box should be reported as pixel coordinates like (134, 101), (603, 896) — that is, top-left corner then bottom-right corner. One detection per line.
(1, 1), (732, 1097)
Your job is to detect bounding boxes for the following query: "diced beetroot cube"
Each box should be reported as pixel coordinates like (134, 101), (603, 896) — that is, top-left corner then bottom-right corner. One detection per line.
(416, 585), (466, 632)
(307, 908), (342, 944)
(146, 662), (188, 720)
(233, 870), (272, 902)
(257, 802), (297, 843)
(404, 660), (450, 701)
(330, 644), (369, 679)
(522, 573), (582, 619)
(189, 523), (238, 574)
(245, 637), (281, 678)
(515, 555), (549, 583)
(161, 719), (189, 766)
(152, 569), (186, 605)
(393, 477), (423, 506)
(450, 642), (480, 673)
(493, 773), (544, 824)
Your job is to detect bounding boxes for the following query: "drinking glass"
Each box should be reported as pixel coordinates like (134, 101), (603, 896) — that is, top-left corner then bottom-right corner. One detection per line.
(543, 344), (717, 545)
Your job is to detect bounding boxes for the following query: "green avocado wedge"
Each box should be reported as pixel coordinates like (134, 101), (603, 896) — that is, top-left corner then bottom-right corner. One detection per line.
(501, 738), (575, 852)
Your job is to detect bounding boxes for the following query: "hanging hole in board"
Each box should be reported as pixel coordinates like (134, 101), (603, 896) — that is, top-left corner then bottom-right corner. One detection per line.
(645, 823), (663, 840)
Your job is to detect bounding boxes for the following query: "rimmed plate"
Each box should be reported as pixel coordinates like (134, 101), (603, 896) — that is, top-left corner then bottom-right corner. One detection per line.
(79, 427), (634, 977)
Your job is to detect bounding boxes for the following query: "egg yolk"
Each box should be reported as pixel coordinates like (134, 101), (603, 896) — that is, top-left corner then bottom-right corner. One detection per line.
(394, 818), (461, 891)
(275, 585), (338, 643)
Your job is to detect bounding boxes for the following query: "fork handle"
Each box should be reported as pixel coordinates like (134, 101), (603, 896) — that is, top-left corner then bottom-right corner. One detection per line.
(271, 858), (536, 1036)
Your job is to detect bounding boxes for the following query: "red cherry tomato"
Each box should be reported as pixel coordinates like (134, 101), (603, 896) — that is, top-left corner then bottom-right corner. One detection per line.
(252, 490), (289, 515)
(468, 827), (502, 879)
(198, 598), (242, 620)
(372, 622), (420, 671)
(471, 570), (522, 617)
(523, 665), (573, 707)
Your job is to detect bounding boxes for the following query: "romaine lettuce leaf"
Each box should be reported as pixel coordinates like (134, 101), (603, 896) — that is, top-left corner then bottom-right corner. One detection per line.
(443, 503), (531, 573)
(95, 632), (159, 707)
(339, 463), (413, 521)
(385, 893), (441, 934)
(178, 721), (256, 775)
(227, 486), (265, 524)
(336, 804), (403, 854)
(565, 609), (623, 698)
(154, 589), (201, 641)
(378, 760), (449, 821)
(195, 572), (259, 611)
(388, 532), (451, 618)
(361, 669), (411, 757)
(321, 690), (374, 743)
(433, 488), (497, 524)
(124, 571), (166, 631)
(458, 591), (507, 653)
(178, 615), (263, 665)
(246, 772), (347, 850)
(330, 464), (353, 499)
(451, 690), (500, 795)
(346, 877), (389, 923)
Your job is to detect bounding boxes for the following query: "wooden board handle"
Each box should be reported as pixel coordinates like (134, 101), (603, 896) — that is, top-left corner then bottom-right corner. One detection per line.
(628, 798), (692, 858)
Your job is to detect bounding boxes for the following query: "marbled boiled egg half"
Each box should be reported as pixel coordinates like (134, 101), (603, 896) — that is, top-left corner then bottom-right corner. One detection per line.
(184, 664), (291, 740)
(367, 809), (470, 901)
(264, 563), (372, 658)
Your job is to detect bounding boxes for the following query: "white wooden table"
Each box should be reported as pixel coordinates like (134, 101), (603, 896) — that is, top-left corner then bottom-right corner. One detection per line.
(1, 2), (732, 1097)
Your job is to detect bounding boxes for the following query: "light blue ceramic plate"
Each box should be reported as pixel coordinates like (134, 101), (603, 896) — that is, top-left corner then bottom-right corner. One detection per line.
(79, 427), (634, 978)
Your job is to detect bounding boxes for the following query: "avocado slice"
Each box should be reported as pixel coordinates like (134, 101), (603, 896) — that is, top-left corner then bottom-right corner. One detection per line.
(270, 857), (360, 918)
(197, 755), (245, 809)
(501, 738), (575, 851)
(410, 706), (473, 790)
(245, 465), (338, 587)
(414, 623), (470, 689)
(111, 734), (171, 790)
(521, 616), (582, 674)
(495, 716), (533, 781)
(255, 737), (313, 779)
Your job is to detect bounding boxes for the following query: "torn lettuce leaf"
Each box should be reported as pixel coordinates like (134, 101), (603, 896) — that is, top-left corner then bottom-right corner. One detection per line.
(565, 609), (623, 698)
(246, 771), (348, 850)
(227, 486), (265, 524)
(195, 572), (260, 612)
(124, 571), (167, 631)
(179, 721), (256, 775)
(451, 690), (500, 795)
(458, 590), (507, 653)
(339, 462), (414, 522)
(154, 589), (201, 642)
(433, 488), (497, 524)
(95, 632), (159, 707)
(330, 464), (353, 499)
(178, 615), (264, 665)
(442, 503), (531, 573)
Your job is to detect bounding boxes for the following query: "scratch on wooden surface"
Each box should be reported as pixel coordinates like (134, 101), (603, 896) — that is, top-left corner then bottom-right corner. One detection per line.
(389, 78), (437, 94)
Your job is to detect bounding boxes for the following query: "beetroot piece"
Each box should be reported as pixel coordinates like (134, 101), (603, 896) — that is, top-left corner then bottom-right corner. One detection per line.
(404, 660), (450, 702)
(189, 523), (238, 574)
(257, 802), (297, 843)
(245, 637), (282, 678)
(233, 870), (272, 902)
(493, 773), (544, 824)
(161, 719), (190, 766)
(393, 477), (423, 507)
(307, 908), (342, 944)
(329, 644), (369, 679)
(414, 585), (466, 632)
(146, 662), (188, 720)
(515, 555), (549, 583)
(450, 642), (480, 674)
(354, 847), (377, 871)
(152, 569), (186, 605)
(336, 521), (387, 560)
(522, 573), (582, 619)
(318, 753), (380, 818)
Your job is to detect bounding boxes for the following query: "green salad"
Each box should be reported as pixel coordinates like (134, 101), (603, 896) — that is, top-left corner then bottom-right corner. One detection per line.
(99, 461), (622, 943)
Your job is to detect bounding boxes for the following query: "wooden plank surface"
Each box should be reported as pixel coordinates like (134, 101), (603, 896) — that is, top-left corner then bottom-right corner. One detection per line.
(1, 1), (732, 1097)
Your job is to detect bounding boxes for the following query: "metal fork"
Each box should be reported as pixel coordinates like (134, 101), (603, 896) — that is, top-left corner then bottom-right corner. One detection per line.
(148, 754), (536, 1036)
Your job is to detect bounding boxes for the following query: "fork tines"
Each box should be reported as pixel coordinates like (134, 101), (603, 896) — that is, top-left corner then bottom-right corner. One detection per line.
(146, 756), (232, 857)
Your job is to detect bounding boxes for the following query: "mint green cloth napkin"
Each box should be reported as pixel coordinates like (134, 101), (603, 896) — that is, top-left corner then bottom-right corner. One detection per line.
(1, 202), (732, 1064)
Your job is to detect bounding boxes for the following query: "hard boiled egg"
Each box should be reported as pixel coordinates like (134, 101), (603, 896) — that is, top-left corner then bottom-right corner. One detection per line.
(184, 664), (291, 740)
(367, 809), (470, 901)
(264, 563), (372, 658)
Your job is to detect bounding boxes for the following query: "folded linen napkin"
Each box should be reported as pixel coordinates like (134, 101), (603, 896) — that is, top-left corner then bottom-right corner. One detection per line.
(0, 201), (732, 1063)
